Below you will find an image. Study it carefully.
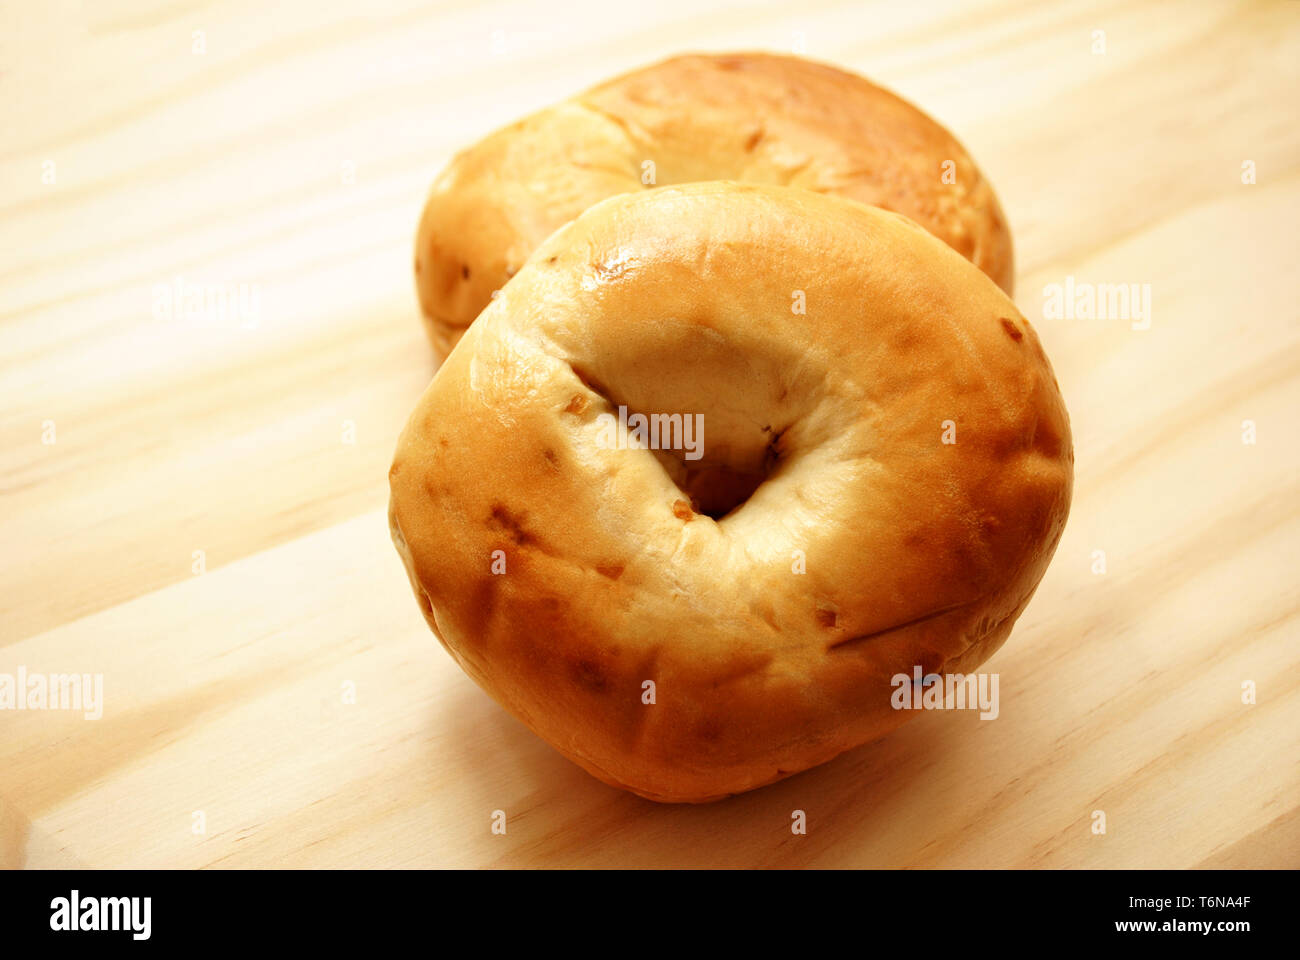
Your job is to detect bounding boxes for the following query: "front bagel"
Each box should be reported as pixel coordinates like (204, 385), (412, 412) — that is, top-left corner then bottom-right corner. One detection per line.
(390, 183), (1071, 803)
(415, 52), (1014, 356)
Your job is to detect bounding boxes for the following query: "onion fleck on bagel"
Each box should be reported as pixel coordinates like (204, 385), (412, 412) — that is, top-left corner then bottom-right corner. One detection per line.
(389, 182), (1072, 803)
(414, 52), (1014, 356)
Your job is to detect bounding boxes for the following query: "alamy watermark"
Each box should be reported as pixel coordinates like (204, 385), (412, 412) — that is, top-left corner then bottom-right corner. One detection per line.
(152, 275), (261, 328)
(0, 666), (103, 719)
(594, 405), (704, 460)
(1043, 275), (1151, 330)
(891, 667), (999, 720)
(50, 891), (150, 940)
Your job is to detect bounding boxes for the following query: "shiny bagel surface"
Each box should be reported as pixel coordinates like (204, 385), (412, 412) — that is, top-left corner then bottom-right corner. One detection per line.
(389, 182), (1071, 802)
(414, 52), (1014, 356)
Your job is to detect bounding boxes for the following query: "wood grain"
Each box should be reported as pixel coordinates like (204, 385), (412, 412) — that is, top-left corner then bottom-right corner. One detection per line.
(1, 0), (1297, 868)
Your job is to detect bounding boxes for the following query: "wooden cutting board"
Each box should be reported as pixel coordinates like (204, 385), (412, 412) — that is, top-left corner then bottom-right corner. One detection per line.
(2, 0), (1297, 868)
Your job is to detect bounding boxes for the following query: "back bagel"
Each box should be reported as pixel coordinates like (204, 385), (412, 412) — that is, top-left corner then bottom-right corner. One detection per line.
(415, 52), (1014, 356)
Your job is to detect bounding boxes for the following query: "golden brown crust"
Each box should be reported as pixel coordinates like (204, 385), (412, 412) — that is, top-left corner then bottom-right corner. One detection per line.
(414, 52), (1014, 357)
(390, 183), (1071, 802)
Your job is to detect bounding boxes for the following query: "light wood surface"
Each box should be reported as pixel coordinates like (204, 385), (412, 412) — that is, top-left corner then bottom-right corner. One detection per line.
(2, 0), (1297, 868)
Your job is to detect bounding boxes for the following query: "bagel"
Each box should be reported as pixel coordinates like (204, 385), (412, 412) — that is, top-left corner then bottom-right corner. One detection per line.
(389, 182), (1072, 803)
(414, 52), (1014, 356)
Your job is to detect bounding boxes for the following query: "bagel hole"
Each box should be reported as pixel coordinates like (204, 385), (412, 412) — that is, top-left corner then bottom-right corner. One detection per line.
(570, 362), (789, 522)
(660, 455), (767, 519)
(652, 426), (786, 521)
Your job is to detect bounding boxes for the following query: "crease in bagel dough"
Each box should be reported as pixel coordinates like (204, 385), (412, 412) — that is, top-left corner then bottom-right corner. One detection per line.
(826, 598), (982, 653)
(391, 182), (1071, 802)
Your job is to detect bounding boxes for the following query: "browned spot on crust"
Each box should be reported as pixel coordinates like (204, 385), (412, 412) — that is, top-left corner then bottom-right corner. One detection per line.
(816, 608), (838, 628)
(439, 436), (450, 448)
(543, 448), (560, 469)
(414, 259), (422, 275)
(744, 127), (764, 151)
(893, 325), (922, 351)
(461, 264), (471, 280)
(572, 658), (608, 692)
(672, 499), (695, 521)
(564, 395), (588, 415)
(547, 255), (558, 264)
(999, 317), (1023, 341)
(917, 650), (944, 676)
(488, 503), (536, 546)
(696, 716), (724, 741)
(596, 564), (624, 580)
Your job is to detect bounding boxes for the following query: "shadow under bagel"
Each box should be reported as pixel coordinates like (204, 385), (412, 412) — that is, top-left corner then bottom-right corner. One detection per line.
(434, 654), (983, 866)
